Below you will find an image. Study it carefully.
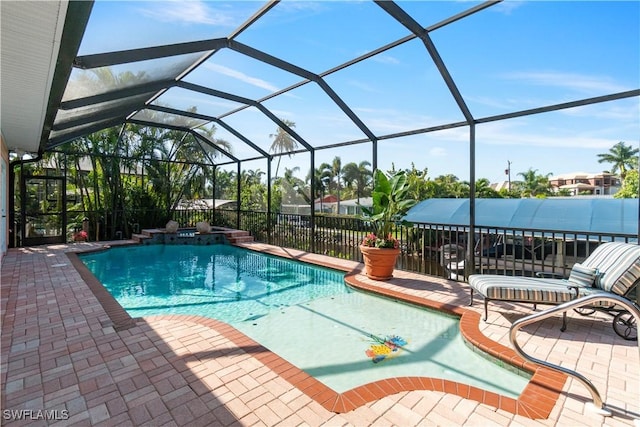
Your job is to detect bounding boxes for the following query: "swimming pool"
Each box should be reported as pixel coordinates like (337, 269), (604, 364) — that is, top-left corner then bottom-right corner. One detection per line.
(81, 244), (349, 323)
(80, 244), (530, 397)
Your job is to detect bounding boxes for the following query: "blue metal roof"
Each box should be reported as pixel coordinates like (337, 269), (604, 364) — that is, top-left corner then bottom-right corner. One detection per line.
(404, 198), (640, 235)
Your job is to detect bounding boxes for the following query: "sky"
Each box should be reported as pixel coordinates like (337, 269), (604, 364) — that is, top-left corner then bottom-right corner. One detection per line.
(76, 0), (640, 185)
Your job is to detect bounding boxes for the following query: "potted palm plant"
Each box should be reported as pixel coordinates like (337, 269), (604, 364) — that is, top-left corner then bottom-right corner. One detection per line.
(360, 169), (417, 280)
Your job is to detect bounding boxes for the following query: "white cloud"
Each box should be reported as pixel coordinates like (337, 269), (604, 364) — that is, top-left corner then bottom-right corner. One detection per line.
(371, 55), (401, 65)
(138, 1), (238, 26)
(364, 117), (420, 133)
(276, 1), (326, 14)
(204, 63), (280, 92)
(347, 80), (380, 93)
(269, 108), (295, 120)
(491, 1), (526, 15)
(385, 119), (625, 151)
(465, 95), (521, 111)
(476, 121), (618, 149)
(502, 71), (629, 94)
(559, 103), (640, 122)
(469, 71), (634, 115)
(352, 106), (464, 135)
(428, 147), (447, 157)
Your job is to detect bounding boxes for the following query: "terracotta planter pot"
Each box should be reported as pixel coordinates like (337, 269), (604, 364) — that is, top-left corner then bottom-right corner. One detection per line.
(360, 245), (400, 281)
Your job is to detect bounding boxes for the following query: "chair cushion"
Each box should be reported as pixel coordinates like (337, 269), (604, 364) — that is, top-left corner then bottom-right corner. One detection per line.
(468, 275), (578, 304)
(576, 287), (617, 308)
(567, 263), (598, 288)
(581, 242), (640, 295)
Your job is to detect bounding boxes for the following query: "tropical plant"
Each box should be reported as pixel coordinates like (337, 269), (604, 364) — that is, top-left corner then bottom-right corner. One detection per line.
(615, 169), (639, 198)
(554, 188), (572, 197)
(269, 119), (298, 179)
(473, 178), (501, 198)
(597, 141), (639, 179)
(239, 169), (266, 210)
(516, 168), (551, 198)
(57, 67), (236, 237)
(319, 156), (344, 213)
(306, 166), (332, 212)
(342, 160), (372, 202)
(396, 164), (430, 201)
(214, 169), (236, 199)
(278, 166), (308, 205)
(428, 173), (467, 198)
(360, 169), (417, 248)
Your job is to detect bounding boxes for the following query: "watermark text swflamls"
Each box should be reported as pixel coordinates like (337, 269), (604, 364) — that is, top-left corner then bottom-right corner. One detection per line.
(2, 409), (69, 421)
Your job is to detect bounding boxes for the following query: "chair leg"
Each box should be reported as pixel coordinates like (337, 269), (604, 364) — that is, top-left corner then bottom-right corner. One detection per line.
(469, 289), (474, 306)
(483, 299), (489, 321)
(560, 311), (567, 332)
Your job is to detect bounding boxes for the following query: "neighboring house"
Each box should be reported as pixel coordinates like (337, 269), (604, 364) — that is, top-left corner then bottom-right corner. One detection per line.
(548, 172), (620, 196)
(490, 181), (521, 192)
(281, 195), (373, 215)
(324, 197), (372, 216)
(315, 195), (338, 213)
(281, 195), (338, 215)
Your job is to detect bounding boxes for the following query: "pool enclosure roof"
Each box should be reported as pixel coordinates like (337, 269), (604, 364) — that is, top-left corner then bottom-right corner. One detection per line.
(2, 0), (639, 171)
(405, 198), (640, 236)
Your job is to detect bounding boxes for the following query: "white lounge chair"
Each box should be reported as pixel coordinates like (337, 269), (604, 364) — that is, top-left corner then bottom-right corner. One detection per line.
(468, 241), (640, 340)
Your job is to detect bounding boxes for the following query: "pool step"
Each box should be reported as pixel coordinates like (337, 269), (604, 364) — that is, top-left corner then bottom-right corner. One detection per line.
(133, 228), (163, 242)
(228, 235), (255, 244)
(220, 229), (254, 244)
(131, 233), (153, 243)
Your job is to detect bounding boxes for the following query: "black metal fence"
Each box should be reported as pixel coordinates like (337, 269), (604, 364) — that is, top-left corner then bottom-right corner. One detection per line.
(60, 208), (637, 282)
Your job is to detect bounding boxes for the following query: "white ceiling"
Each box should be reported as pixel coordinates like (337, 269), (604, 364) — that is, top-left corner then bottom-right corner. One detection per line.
(1, 0), (68, 154)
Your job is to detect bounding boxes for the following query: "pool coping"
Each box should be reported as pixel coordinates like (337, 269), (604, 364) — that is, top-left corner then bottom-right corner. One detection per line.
(66, 243), (566, 419)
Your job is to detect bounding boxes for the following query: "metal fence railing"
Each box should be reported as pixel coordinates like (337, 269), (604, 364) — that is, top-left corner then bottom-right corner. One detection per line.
(40, 208), (638, 282)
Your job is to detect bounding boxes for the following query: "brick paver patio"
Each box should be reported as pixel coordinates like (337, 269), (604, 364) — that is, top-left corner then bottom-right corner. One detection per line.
(1, 241), (638, 426)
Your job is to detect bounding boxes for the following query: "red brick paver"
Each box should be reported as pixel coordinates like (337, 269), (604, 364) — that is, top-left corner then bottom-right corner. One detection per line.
(1, 241), (638, 426)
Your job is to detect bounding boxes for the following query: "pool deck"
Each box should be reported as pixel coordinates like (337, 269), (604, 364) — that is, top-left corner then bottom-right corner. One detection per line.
(1, 241), (638, 426)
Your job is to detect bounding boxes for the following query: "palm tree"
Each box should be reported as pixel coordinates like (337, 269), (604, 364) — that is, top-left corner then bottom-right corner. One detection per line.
(434, 174), (467, 198)
(517, 168), (551, 197)
(341, 164), (357, 201)
(319, 156), (343, 214)
(238, 169), (267, 210)
(269, 119), (298, 179)
(474, 178), (501, 198)
(240, 169), (265, 187)
(597, 141), (639, 179)
(342, 161), (372, 203)
(282, 167), (300, 183)
(141, 112), (232, 214)
(58, 66), (240, 234)
(214, 169), (236, 199)
(279, 167), (309, 205)
(307, 167), (331, 210)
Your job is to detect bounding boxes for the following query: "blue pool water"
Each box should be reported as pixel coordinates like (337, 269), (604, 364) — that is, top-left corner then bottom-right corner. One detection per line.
(81, 244), (349, 323)
(80, 244), (530, 396)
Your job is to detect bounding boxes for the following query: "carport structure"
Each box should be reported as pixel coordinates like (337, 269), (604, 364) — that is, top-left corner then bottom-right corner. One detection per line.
(1, 0), (639, 251)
